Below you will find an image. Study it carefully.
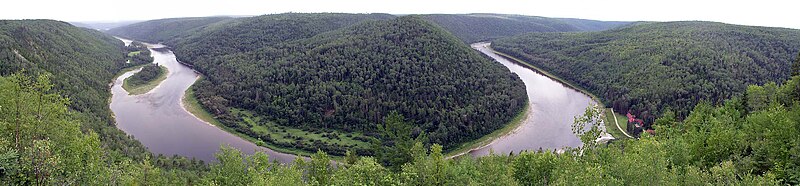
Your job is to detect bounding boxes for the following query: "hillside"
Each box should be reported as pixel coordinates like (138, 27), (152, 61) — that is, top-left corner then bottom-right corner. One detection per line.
(106, 16), (234, 43)
(493, 21), (800, 133)
(421, 14), (628, 43)
(0, 20), (205, 184)
(0, 19), (161, 158)
(171, 13), (396, 64)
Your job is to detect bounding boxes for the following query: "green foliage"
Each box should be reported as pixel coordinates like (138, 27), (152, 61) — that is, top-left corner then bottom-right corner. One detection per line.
(331, 157), (395, 185)
(513, 151), (557, 185)
(494, 21), (800, 132)
(124, 64), (164, 88)
(308, 150), (331, 185)
(0, 74), (107, 184)
(792, 52), (800, 76)
(125, 41), (153, 64)
(373, 111), (418, 171)
(422, 13), (628, 43)
(205, 145), (251, 185)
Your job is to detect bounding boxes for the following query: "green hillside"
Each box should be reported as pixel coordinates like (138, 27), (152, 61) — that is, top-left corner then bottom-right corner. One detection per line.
(0, 20), (160, 157)
(106, 17), (234, 43)
(493, 21), (800, 132)
(171, 13), (396, 64)
(422, 13), (628, 43)
(0, 20), (207, 184)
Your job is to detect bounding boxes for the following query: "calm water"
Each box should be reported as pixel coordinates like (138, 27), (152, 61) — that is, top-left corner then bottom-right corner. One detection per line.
(110, 39), (297, 163)
(468, 42), (596, 156)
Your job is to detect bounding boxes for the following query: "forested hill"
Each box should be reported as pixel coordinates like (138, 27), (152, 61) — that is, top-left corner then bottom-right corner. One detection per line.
(421, 14), (629, 43)
(0, 19), (154, 159)
(106, 16), (234, 44)
(493, 21), (800, 131)
(112, 14), (528, 155)
(171, 13), (395, 65)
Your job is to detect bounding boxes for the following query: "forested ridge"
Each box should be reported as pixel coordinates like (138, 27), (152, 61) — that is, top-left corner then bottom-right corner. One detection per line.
(421, 14), (629, 43)
(106, 17), (234, 44)
(167, 14), (528, 155)
(170, 13), (396, 64)
(493, 21), (800, 135)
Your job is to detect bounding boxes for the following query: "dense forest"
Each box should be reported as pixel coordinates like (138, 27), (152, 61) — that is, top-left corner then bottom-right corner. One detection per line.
(493, 21), (800, 135)
(4, 70), (799, 185)
(124, 41), (153, 64)
(170, 14), (527, 155)
(106, 17), (234, 44)
(421, 14), (629, 43)
(124, 64), (164, 89)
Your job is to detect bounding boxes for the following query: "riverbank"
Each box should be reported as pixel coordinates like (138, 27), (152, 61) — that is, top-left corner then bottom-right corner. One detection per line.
(446, 103), (530, 158)
(489, 45), (630, 139)
(181, 77), (330, 159)
(122, 65), (168, 95)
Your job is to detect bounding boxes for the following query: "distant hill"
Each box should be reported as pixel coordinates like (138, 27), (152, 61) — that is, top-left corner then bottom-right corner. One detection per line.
(554, 18), (630, 31)
(421, 13), (629, 43)
(494, 21), (800, 128)
(70, 20), (141, 30)
(106, 17), (235, 43)
(0, 19), (151, 158)
(171, 13), (396, 64)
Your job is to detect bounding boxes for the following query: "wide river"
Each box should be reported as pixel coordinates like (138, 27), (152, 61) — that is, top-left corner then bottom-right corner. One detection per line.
(468, 42), (596, 156)
(110, 39), (297, 163)
(110, 39), (596, 163)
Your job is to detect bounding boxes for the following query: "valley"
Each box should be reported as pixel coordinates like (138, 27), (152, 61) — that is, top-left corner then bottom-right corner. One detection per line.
(2, 5), (800, 184)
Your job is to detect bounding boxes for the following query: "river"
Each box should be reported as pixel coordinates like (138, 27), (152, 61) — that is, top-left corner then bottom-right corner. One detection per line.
(468, 42), (598, 156)
(110, 39), (298, 163)
(110, 39), (600, 163)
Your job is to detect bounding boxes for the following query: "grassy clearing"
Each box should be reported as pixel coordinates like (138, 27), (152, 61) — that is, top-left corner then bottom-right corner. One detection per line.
(445, 103), (529, 158)
(182, 78), (347, 158)
(604, 108), (631, 139)
(127, 51), (141, 57)
(122, 65), (168, 95)
(233, 109), (371, 149)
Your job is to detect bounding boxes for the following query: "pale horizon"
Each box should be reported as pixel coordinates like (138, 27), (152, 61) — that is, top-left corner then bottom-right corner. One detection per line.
(2, 0), (799, 29)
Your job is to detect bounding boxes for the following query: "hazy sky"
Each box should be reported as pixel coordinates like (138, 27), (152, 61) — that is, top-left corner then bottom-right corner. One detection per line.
(2, 0), (798, 29)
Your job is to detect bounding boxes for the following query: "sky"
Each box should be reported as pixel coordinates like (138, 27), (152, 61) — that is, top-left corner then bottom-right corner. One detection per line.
(1, 0), (798, 29)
